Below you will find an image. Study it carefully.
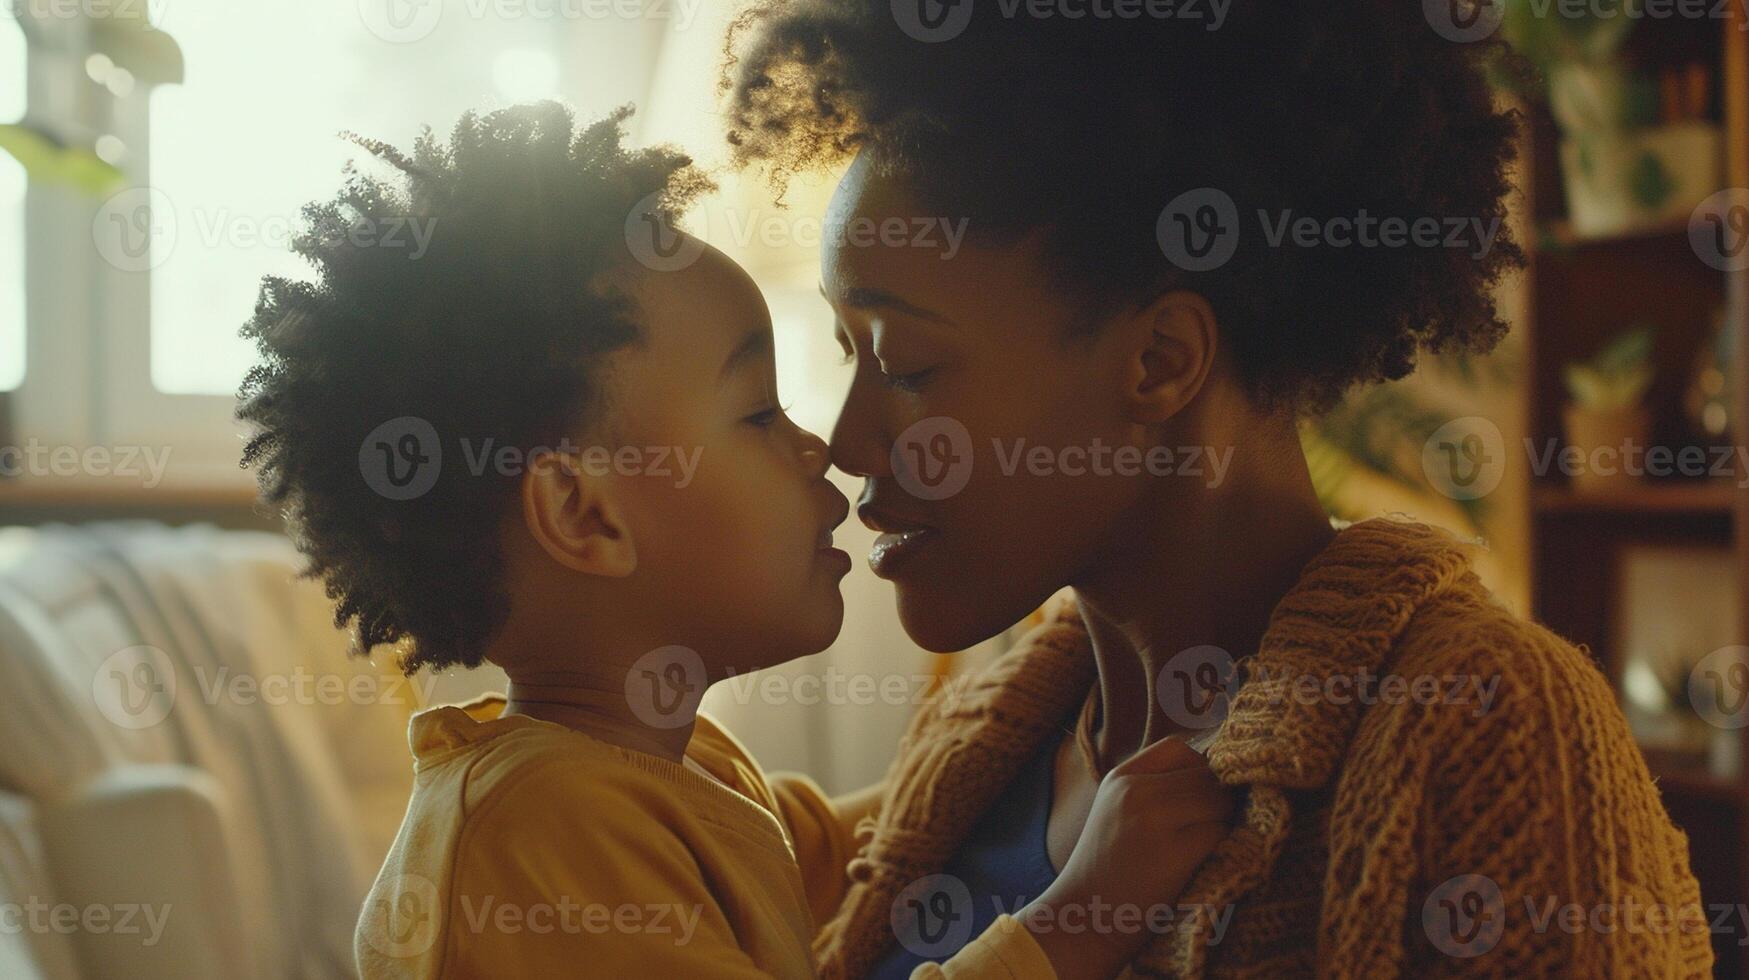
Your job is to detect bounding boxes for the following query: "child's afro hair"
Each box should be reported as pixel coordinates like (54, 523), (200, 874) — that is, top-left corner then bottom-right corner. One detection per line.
(238, 101), (712, 673)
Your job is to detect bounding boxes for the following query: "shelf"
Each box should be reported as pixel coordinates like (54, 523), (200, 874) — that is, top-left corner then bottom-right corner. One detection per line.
(1538, 216), (1692, 251)
(1532, 481), (1738, 516)
(0, 478), (261, 510)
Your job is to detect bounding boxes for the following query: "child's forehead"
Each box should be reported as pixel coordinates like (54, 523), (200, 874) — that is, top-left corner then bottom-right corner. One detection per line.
(614, 240), (774, 369)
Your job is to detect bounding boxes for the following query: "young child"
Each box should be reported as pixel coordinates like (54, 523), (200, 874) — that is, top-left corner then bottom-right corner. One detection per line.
(237, 102), (1231, 979)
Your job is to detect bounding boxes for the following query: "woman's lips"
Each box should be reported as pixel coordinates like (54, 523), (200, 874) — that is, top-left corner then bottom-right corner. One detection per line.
(868, 528), (937, 578)
(857, 501), (938, 579)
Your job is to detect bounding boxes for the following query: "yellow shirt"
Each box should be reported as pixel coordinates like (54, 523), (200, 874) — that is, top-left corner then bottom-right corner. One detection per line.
(356, 695), (1052, 979)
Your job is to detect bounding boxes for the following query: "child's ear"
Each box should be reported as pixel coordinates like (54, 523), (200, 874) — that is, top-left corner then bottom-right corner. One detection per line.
(519, 450), (637, 577)
(1116, 289), (1219, 425)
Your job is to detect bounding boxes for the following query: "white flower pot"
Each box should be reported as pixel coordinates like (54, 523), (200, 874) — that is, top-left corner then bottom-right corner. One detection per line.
(1559, 122), (1721, 238)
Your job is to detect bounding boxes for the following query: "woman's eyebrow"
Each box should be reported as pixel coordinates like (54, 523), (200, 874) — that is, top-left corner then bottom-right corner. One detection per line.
(818, 282), (954, 325)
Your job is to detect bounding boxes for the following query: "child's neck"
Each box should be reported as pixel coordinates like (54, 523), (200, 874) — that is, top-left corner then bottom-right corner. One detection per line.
(503, 674), (696, 764)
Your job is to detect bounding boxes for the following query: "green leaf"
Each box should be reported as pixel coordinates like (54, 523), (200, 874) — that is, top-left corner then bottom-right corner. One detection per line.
(1628, 150), (1674, 209)
(0, 123), (127, 197)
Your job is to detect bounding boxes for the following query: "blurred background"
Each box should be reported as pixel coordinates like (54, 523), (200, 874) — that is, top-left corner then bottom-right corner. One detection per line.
(2, 1), (1748, 977)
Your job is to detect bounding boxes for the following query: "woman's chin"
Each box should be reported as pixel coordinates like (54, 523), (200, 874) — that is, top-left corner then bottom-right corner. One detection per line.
(894, 588), (1015, 654)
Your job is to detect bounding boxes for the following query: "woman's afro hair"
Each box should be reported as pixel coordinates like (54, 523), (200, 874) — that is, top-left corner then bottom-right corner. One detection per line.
(723, 0), (1526, 413)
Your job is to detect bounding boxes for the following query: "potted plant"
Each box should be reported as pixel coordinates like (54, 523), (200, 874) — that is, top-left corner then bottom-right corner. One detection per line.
(1497, 0), (1720, 237)
(1563, 324), (1656, 492)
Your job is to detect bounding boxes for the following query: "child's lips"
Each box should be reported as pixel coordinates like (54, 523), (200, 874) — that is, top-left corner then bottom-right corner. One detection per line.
(816, 494), (853, 573)
(816, 530), (853, 575)
(818, 487), (851, 550)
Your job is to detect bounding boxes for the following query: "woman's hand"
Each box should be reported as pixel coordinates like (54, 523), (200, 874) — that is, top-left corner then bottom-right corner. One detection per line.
(1019, 735), (1236, 980)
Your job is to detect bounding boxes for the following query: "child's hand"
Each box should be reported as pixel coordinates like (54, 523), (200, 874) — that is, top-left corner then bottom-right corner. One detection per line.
(1019, 735), (1236, 980)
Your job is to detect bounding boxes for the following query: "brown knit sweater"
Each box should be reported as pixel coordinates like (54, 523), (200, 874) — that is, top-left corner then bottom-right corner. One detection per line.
(814, 518), (1712, 978)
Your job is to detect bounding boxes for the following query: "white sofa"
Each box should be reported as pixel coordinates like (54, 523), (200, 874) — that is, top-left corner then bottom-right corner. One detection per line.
(0, 523), (420, 980)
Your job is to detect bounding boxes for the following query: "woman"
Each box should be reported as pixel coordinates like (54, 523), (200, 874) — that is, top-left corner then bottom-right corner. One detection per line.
(724, 2), (1711, 977)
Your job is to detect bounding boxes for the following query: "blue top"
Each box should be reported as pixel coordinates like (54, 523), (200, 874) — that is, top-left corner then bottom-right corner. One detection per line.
(866, 733), (1064, 978)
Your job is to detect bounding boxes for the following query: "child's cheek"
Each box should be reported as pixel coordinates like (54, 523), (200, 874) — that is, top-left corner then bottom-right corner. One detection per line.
(684, 452), (795, 556)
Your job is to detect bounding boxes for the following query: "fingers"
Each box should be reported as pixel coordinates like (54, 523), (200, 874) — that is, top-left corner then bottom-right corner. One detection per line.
(1172, 819), (1233, 863)
(1109, 733), (1210, 776)
(1112, 753), (1237, 827)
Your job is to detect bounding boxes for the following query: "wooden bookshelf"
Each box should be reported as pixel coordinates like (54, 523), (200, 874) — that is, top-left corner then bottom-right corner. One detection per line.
(1522, 11), (1749, 977)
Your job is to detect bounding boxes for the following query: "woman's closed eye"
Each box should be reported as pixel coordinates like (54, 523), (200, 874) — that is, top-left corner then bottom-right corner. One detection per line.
(879, 366), (935, 393)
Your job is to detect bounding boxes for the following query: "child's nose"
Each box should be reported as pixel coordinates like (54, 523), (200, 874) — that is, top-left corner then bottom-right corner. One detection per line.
(797, 427), (831, 479)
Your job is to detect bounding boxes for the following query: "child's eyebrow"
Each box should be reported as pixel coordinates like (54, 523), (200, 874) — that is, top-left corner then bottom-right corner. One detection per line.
(718, 326), (772, 385)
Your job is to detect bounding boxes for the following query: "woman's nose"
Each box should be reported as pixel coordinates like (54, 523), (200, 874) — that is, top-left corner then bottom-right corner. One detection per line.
(828, 384), (890, 479)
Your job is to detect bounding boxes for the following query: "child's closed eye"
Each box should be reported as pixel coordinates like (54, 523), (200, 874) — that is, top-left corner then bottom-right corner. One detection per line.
(745, 403), (793, 428)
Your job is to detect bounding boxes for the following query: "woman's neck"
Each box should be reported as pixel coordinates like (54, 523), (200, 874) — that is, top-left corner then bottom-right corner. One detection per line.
(1071, 433), (1335, 772)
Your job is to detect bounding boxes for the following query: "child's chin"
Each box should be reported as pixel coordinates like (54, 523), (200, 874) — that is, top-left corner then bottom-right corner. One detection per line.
(790, 596), (845, 655)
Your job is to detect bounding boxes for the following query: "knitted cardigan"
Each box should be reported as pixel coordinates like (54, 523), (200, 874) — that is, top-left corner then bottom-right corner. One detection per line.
(814, 518), (1712, 978)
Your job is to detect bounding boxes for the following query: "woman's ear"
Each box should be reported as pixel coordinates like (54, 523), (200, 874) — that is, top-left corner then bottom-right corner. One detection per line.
(519, 450), (638, 577)
(1117, 289), (1219, 425)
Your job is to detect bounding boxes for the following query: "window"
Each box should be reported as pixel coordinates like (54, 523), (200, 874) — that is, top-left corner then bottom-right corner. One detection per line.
(10, 0), (668, 482)
(1, 15), (25, 392)
(146, 0), (621, 395)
